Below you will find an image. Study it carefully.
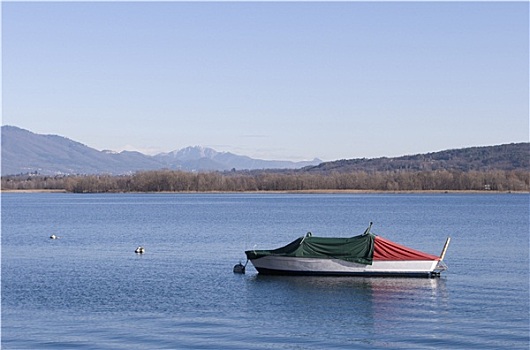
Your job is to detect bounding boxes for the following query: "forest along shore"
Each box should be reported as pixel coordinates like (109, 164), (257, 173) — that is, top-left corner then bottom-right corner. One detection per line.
(1, 169), (529, 193)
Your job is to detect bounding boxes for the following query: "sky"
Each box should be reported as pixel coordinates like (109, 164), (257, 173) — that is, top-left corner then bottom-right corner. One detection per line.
(2, 1), (529, 161)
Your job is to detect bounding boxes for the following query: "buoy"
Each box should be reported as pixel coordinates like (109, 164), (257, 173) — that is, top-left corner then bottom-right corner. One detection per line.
(233, 260), (246, 274)
(135, 246), (145, 254)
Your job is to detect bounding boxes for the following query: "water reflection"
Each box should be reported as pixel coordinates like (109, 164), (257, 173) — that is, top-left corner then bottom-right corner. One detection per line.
(248, 274), (447, 298)
(244, 275), (449, 343)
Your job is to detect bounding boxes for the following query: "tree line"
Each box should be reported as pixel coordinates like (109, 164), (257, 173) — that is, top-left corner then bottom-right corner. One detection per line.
(2, 169), (528, 193)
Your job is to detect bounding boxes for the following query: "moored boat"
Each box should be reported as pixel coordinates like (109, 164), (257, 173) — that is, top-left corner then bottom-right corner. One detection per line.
(245, 223), (449, 277)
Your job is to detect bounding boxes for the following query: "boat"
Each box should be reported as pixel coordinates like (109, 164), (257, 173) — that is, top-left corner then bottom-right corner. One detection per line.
(245, 223), (449, 277)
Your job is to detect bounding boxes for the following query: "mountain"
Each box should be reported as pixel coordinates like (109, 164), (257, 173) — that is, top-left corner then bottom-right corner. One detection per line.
(0, 126), (322, 175)
(1, 126), (163, 175)
(154, 146), (321, 171)
(301, 143), (529, 173)
(2, 125), (527, 176)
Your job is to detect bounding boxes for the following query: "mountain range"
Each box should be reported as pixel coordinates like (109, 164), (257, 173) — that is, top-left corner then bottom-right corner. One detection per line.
(2, 125), (528, 176)
(0, 126), (321, 176)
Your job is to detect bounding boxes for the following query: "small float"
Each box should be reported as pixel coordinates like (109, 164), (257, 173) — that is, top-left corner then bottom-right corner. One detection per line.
(233, 261), (247, 274)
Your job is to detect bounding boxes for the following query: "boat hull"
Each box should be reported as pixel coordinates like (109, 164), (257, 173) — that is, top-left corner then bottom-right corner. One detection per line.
(249, 256), (444, 277)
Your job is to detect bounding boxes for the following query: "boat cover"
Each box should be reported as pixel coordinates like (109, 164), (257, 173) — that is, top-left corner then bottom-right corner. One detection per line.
(246, 233), (375, 265)
(246, 231), (440, 265)
(374, 236), (440, 261)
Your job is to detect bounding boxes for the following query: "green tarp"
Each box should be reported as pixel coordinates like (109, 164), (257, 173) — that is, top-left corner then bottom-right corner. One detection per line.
(245, 232), (375, 265)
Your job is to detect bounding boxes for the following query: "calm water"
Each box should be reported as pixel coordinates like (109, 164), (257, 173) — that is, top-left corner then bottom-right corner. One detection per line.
(2, 193), (529, 349)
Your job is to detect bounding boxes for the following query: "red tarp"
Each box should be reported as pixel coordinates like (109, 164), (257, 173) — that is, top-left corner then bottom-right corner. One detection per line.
(373, 236), (440, 261)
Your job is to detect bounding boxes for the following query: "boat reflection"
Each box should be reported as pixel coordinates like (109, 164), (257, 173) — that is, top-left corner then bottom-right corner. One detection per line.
(244, 275), (449, 332)
(249, 274), (446, 295)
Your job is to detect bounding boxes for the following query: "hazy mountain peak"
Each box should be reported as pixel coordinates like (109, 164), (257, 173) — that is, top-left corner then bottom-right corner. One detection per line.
(1, 126), (322, 175)
(173, 146), (218, 160)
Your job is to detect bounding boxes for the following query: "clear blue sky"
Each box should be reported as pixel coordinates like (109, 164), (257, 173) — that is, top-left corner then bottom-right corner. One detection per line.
(3, 1), (529, 161)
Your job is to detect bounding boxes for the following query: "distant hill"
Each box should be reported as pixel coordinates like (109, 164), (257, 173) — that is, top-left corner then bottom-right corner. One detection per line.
(154, 146), (321, 172)
(302, 143), (529, 173)
(1, 126), (163, 175)
(0, 126), (321, 175)
(2, 125), (527, 176)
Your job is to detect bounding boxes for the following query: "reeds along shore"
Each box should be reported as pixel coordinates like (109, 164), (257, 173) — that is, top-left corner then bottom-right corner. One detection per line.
(2, 169), (528, 193)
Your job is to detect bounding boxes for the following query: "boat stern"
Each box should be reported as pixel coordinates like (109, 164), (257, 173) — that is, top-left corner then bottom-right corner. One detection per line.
(430, 260), (448, 277)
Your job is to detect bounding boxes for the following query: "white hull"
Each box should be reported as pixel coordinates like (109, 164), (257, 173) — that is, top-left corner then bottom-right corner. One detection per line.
(249, 256), (445, 277)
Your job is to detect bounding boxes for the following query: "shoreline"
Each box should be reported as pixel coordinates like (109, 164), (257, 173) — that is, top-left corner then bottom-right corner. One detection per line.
(1, 189), (69, 193)
(1, 189), (527, 194)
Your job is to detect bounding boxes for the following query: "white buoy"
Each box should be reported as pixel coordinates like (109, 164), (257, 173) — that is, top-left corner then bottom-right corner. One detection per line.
(135, 246), (145, 254)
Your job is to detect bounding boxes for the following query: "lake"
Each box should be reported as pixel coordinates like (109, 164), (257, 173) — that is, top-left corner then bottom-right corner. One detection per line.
(2, 193), (529, 349)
